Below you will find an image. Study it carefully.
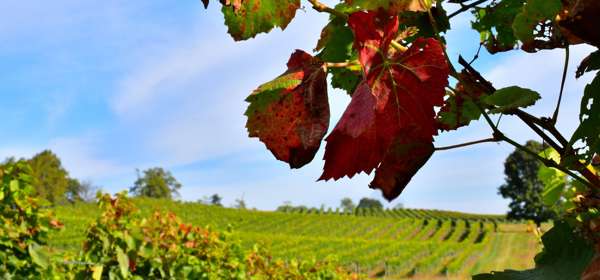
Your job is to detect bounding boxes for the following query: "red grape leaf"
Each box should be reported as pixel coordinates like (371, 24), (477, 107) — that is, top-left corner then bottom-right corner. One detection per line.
(320, 11), (449, 200)
(221, 0), (300, 41)
(245, 50), (329, 169)
(342, 0), (431, 14)
(371, 139), (434, 200)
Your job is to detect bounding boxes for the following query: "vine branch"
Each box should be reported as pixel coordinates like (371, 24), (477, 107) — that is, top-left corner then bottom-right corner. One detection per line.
(325, 61), (359, 69)
(306, 0), (348, 20)
(448, 0), (488, 19)
(455, 56), (599, 190)
(552, 45), (569, 124)
(434, 137), (498, 151)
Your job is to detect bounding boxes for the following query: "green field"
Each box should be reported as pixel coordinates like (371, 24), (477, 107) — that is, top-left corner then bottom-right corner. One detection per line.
(50, 199), (542, 279)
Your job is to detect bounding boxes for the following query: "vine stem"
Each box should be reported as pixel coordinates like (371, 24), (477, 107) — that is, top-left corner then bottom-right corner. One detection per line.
(448, 0), (488, 19)
(390, 41), (409, 52)
(306, 0), (348, 20)
(434, 137), (498, 151)
(325, 61), (358, 68)
(551, 45), (569, 124)
(453, 57), (598, 189)
(495, 132), (591, 188)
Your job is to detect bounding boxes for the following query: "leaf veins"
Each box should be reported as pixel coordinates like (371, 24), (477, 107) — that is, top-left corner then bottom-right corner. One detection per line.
(245, 50), (329, 169)
(320, 11), (449, 200)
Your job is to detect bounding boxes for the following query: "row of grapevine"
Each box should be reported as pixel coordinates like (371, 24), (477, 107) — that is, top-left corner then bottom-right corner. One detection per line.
(50, 199), (540, 279)
(279, 205), (507, 223)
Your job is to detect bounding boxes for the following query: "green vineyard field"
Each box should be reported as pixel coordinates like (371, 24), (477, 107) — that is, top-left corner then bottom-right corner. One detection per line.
(50, 199), (542, 279)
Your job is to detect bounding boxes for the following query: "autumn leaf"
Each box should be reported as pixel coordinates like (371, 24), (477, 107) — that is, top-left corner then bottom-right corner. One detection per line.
(320, 11), (449, 200)
(221, 0), (300, 41)
(50, 219), (64, 229)
(371, 139), (434, 200)
(341, 0), (432, 14)
(245, 50), (329, 169)
(559, 0), (600, 48)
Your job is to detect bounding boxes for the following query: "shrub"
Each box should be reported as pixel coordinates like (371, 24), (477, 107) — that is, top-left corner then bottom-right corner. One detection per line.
(0, 161), (63, 278)
(77, 192), (356, 279)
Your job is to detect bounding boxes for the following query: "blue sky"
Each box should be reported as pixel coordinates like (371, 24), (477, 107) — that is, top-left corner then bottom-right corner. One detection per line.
(0, 0), (595, 213)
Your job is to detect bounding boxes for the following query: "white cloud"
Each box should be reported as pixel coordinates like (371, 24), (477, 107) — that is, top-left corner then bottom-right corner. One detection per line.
(485, 45), (596, 135)
(48, 136), (128, 180)
(111, 36), (262, 118)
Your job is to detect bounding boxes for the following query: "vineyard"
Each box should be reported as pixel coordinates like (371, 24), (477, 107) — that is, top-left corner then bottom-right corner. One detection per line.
(51, 199), (542, 279)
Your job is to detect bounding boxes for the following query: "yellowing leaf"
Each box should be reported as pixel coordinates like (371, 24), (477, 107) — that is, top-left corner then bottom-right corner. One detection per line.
(221, 0), (300, 41)
(245, 50), (329, 168)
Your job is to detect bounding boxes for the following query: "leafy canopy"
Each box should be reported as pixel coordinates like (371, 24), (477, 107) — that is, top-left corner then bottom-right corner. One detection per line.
(129, 167), (182, 199)
(200, 0), (600, 277)
(498, 140), (554, 224)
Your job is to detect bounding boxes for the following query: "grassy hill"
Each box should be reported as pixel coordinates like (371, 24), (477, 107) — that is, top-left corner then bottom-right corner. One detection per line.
(50, 199), (541, 279)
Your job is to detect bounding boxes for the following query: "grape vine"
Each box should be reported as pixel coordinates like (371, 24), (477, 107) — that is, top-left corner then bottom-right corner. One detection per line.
(202, 0), (600, 278)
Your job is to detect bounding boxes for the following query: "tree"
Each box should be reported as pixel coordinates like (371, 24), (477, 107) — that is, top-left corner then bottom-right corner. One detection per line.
(129, 167), (181, 199)
(340, 197), (355, 212)
(210, 194), (222, 206)
(27, 150), (70, 204)
(499, 140), (554, 225)
(357, 198), (383, 210)
(233, 196), (247, 209)
(66, 179), (99, 203)
(202, 0), (600, 276)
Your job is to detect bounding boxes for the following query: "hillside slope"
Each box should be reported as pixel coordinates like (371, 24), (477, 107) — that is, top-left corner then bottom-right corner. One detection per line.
(51, 199), (541, 279)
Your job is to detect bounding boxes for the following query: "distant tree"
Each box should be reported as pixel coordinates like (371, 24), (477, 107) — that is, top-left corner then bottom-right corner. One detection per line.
(27, 150), (70, 204)
(210, 194), (223, 206)
(499, 140), (554, 225)
(340, 197), (355, 212)
(393, 202), (404, 209)
(233, 197), (247, 209)
(129, 167), (182, 199)
(276, 201), (310, 212)
(66, 179), (99, 202)
(357, 198), (383, 210)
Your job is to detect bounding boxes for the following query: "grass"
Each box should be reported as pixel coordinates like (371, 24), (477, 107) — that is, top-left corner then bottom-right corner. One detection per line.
(49, 198), (542, 279)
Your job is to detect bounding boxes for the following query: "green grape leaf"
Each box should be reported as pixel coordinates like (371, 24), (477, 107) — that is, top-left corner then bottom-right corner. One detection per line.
(399, 6), (451, 41)
(330, 67), (361, 96)
(471, 0), (525, 54)
(483, 86), (540, 113)
(315, 18), (362, 96)
(246, 50), (329, 169)
(570, 73), (600, 163)
(576, 50), (600, 78)
(437, 93), (481, 130)
(28, 243), (49, 269)
(315, 19), (354, 63)
(537, 148), (567, 207)
(473, 221), (595, 280)
(221, 0), (301, 41)
(512, 0), (562, 42)
(116, 247), (130, 278)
